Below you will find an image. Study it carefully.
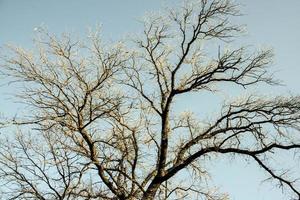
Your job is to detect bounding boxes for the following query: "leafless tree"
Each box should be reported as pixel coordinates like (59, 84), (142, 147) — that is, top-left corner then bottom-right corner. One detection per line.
(1, 0), (300, 199)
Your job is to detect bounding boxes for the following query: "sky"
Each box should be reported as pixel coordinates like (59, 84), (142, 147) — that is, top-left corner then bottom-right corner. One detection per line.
(1, 0), (300, 199)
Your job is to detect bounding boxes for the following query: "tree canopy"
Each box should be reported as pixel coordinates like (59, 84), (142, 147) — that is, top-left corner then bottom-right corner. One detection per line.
(1, 0), (300, 199)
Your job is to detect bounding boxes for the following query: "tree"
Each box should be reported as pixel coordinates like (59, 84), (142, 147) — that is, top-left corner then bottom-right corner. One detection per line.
(1, 0), (300, 199)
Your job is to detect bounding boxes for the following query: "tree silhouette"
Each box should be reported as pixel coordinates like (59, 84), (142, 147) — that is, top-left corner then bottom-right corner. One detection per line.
(1, 0), (300, 199)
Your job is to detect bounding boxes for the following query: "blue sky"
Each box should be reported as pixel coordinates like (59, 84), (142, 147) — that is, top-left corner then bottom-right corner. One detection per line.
(1, 0), (300, 199)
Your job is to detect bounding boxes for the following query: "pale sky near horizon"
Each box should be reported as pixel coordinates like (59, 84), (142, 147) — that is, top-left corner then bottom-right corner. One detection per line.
(1, 1), (300, 199)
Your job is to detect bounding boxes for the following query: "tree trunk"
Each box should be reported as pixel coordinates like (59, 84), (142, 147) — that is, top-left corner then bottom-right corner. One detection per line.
(142, 181), (161, 200)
